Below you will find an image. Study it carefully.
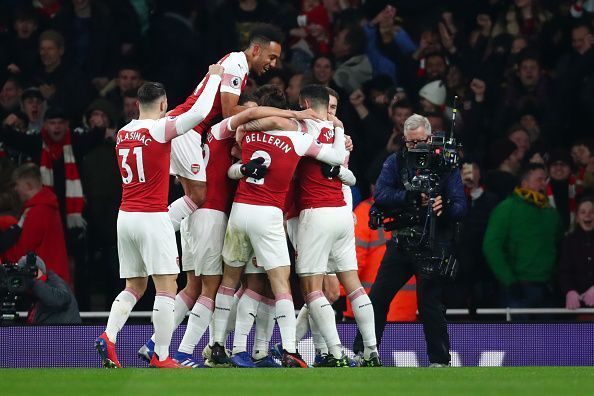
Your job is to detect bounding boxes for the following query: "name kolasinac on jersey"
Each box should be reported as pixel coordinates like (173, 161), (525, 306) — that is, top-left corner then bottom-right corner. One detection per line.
(117, 130), (153, 146)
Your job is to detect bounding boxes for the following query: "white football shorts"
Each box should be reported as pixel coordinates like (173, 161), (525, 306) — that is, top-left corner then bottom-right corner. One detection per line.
(117, 211), (180, 278)
(180, 208), (227, 276)
(170, 131), (207, 181)
(296, 206), (357, 275)
(222, 202), (290, 271)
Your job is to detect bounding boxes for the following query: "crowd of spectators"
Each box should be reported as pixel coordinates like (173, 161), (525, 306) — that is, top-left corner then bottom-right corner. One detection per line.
(1, 0), (594, 318)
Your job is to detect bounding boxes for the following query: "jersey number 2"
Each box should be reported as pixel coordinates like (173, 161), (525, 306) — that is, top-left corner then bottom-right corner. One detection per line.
(119, 147), (145, 184)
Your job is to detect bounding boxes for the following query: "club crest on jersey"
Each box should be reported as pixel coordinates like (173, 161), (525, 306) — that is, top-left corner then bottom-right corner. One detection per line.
(191, 164), (200, 174)
(167, 116), (177, 121)
(231, 77), (241, 89)
(320, 127), (335, 143)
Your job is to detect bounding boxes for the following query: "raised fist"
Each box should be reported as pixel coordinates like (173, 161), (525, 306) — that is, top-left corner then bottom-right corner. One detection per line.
(208, 64), (224, 77)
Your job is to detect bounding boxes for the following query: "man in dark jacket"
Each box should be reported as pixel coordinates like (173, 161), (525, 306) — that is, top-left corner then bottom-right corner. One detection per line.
(560, 197), (594, 310)
(353, 114), (467, 367)
(20, 255), (81, 324)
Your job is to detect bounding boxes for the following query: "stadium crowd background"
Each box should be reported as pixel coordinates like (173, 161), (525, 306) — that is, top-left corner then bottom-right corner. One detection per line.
(0, 0), (593, 319)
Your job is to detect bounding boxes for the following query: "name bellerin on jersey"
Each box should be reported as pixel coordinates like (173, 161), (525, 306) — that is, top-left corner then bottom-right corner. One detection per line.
(244, 132), (293, 154)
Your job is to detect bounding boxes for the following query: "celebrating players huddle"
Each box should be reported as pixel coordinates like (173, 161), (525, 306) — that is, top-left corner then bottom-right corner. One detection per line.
(94, 24), (381, 369)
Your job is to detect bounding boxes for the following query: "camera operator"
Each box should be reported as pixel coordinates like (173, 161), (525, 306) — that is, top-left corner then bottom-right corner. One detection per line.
(18, 255), (81, 324)
(353, 114), (467, 367)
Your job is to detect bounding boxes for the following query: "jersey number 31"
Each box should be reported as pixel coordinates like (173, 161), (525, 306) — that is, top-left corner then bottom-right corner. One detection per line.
(119, 147), (145, 184)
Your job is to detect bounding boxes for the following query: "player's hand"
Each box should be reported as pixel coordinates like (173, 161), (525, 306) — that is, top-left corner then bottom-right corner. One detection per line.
(566, 290), (581, 310)
(208, 64), (224, 77)
(321, 163), (340, 178)
(345, 135), (353, 151)
(230, 143), (242, 159)
(293, 108), (322, 121)
(236, 125), (247, 146)
(241, 157), (268, 179)
(328, 114), (344, 129)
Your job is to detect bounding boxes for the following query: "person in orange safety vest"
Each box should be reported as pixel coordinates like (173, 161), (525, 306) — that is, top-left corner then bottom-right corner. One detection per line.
(343, 196), (417, 321)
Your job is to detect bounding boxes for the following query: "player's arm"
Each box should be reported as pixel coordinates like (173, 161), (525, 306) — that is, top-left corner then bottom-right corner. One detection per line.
(229, 107), (320, 131)
(338, 166), (356, 186)
(171, 65), (223, 134)
(155, 65), (223, 142)
(304, 126), (347, 166)
(240, 116), (299, 133)
(235, 114), (323, 145)
(221, 92), (248, 118)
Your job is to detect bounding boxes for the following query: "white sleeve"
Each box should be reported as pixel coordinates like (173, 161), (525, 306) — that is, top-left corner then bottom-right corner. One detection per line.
(227, 163), (243, 180)
(220, 56), (245, 96)
(152, 75), (221, 142)
(212, 116), (235, 140)
(303, 126), (347, 166)
(338, 166), (356, 186)
(172, 74), (221, 136)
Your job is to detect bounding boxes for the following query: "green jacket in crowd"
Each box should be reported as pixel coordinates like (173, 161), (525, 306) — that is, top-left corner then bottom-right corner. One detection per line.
(483, 193), (564, 286)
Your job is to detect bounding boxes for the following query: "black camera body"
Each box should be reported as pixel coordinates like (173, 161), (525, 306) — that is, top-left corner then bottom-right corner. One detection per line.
(0, 252), (38, 322)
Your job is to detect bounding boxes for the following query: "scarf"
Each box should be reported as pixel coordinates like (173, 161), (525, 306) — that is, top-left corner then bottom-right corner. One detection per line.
(546, 175), (577, 226)
(576, 167), (586, 195)
(514, 187), (549, 208)
(40, 127), (85, 229)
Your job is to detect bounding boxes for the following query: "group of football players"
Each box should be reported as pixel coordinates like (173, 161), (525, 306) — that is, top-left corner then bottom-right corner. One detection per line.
(94, 24), (381, 369)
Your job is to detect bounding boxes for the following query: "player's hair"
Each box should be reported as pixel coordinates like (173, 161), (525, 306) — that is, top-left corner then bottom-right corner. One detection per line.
(253, 84), (287, 109)
(238, 92), (257, 106)
(518, 163), (545, 183)
(299, 84), (329, 110)
(326, 87), (339, 102)
(137, 82), (166, 106)
(248, 23), (284, 47)
(39, 29), (64, 49)
(12, 163), (42, 184)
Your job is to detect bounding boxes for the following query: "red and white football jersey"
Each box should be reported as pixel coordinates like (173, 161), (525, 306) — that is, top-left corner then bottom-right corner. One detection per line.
(234, 131), (323, 210)
(202, 117), (238, 214)
(116, 118), (181, 212)
(169, 52), (249, 136)
(296, 119), (345, 211)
